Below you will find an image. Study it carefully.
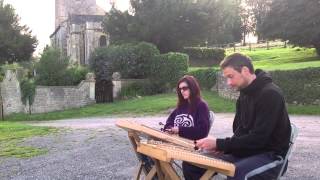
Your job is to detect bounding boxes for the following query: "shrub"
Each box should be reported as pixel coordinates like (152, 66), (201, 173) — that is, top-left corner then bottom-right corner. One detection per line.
(35, 48), (69, 86)
(36, 47), (88, 86)
(64, 66), (89, 85)
(188, 68), (218, 90)
(20, 78), (36, 114)
(270, 68), (320, 105)
(90, 42), (160, 80)
(183, 47), (225, 61)
(89, 46), (116, 81)
(118, 81), (157, 99)
(150, 52), (189, 92)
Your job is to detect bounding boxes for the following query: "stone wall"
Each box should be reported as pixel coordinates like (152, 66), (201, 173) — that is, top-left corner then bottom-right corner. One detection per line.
(0, 70), (95, 115)
(216, 71), (239, 100)
(0, 70), (24, 115)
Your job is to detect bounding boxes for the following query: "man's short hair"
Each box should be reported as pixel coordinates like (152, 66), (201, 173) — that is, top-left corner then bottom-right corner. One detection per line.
(220, 53), (254, 73)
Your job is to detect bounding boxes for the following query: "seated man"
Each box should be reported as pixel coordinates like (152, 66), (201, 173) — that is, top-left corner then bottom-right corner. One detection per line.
(196, 53), (291, 180)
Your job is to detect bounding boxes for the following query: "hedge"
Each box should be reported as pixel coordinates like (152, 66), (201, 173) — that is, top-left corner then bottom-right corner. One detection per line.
(183, 47), (225, 64)
(187, 68), (218, 90)
(270, 68), (320, 105)
(150, 52), (189, 92)
(90, 42), (160, 80)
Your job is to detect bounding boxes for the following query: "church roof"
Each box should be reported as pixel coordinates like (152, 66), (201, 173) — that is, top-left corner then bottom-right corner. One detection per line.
(69, 14), (104, 24)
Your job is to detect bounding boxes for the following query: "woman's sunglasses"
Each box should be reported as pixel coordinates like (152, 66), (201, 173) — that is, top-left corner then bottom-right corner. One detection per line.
(179, 86), (189, 91)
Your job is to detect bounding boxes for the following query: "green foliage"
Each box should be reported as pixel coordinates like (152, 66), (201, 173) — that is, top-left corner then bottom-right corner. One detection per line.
(89, 46), (115, 81)
(133, 42), (161, 77)
(150, 52), (189, 91)
(90, 42), (160, 80)
(188, 68), (218, 90)
(270, 68), (320, 105)
(245, 0), (272, 40)
(224, 47), (320, 71)
(0, 0), (37, 64)
(103, 0), (241, 52)
(183, 47), (225, 64)
(112, 42), (160, 78)
(35, 47), (87, 86)
(261, 0), (320, 55)
(4, 90), (320, 122)
(20, 78), (35, 106)
(118, 81), (157, 99)
(35, 47), (69, 86)
(64, 66), (89, 85)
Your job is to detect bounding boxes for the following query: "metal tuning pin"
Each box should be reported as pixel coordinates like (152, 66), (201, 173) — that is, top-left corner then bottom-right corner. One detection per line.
(194, 140), (199, 150)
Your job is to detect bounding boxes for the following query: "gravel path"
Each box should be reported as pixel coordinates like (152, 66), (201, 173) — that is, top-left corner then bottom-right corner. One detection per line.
(0, 113), (319, 180)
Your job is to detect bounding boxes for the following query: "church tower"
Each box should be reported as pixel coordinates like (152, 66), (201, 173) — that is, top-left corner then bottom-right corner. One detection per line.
(55, 0), (67, 28)
(52, 0), (108, 65)
(55, 0), (104, 27)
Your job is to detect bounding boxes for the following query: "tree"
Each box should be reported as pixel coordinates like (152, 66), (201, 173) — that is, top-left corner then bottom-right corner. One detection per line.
(103, 0), (242, 52)
(0, 0), (37, 64)
(238, 2), (255, 46)
(245, 0), (273, 41)
(261, 0), (320, 55)
(35, 47), (69, 86)
(207, 0), (242, 45)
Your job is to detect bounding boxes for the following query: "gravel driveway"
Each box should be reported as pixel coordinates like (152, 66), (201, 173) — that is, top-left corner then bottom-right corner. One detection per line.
(0, 113), (319, 180)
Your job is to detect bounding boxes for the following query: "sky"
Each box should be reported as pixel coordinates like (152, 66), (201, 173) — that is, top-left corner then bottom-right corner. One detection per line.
(3, 0), (129, 56)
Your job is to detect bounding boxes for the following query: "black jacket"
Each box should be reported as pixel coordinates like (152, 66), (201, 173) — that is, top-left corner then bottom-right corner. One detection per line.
(216, 69), (291, 158)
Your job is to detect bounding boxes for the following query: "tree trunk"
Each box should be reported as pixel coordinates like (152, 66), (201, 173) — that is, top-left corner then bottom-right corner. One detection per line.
(243, 31), (246, 46)
(314, 43), (320, 56)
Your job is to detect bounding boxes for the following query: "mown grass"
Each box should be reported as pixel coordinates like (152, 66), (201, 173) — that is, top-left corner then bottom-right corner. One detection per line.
(4, 90), (319, 122)
(4, 91), (235, 122)
(0, 122), (57, 158)
(227, 47), (320, 70)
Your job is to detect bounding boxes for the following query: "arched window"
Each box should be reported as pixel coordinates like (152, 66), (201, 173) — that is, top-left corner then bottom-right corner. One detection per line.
(99, 35), (107, 47)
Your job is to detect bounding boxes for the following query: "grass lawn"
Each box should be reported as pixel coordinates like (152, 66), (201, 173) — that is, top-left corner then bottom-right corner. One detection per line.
(0, 122), (57, 158)
(3, 91), (235, 122)
(3, 91), (319, 122)
(191, 47), (320, 71)
(227, 47), (320, 71)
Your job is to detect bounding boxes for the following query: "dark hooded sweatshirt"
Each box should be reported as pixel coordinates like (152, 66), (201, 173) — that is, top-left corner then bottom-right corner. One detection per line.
(216, 69), (291, 158)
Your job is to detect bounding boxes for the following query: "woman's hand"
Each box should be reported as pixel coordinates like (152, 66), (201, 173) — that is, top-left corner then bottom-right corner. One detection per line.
(165, 127), (179, 134)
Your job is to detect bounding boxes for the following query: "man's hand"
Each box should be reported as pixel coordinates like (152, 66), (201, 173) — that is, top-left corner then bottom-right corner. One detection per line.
(196, 136), (217, 151)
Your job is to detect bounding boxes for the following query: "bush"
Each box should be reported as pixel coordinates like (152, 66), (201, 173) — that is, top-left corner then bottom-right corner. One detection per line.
(188, 68), (218, 90)
(20, 78), (36, 114)
(64, 66), (89, 85)
(183, 47), (225, 61)
(270, 68), (320, 105)
(35, 47), (69, 86)
(90, 42), (160, 80)
(150, 52), (189, 92)
(118, 81), (157, 99)
(89, 46), (116, 81)
(36, 47), (88, 86)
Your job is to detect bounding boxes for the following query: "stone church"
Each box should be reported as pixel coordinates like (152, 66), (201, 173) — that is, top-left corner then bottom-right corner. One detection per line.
(50, 0), (109, 65)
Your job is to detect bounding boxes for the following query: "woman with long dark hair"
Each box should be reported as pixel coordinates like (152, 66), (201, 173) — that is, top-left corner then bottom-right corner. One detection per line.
(164, 75), (210, 139)
(164, 75), (211, 180)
